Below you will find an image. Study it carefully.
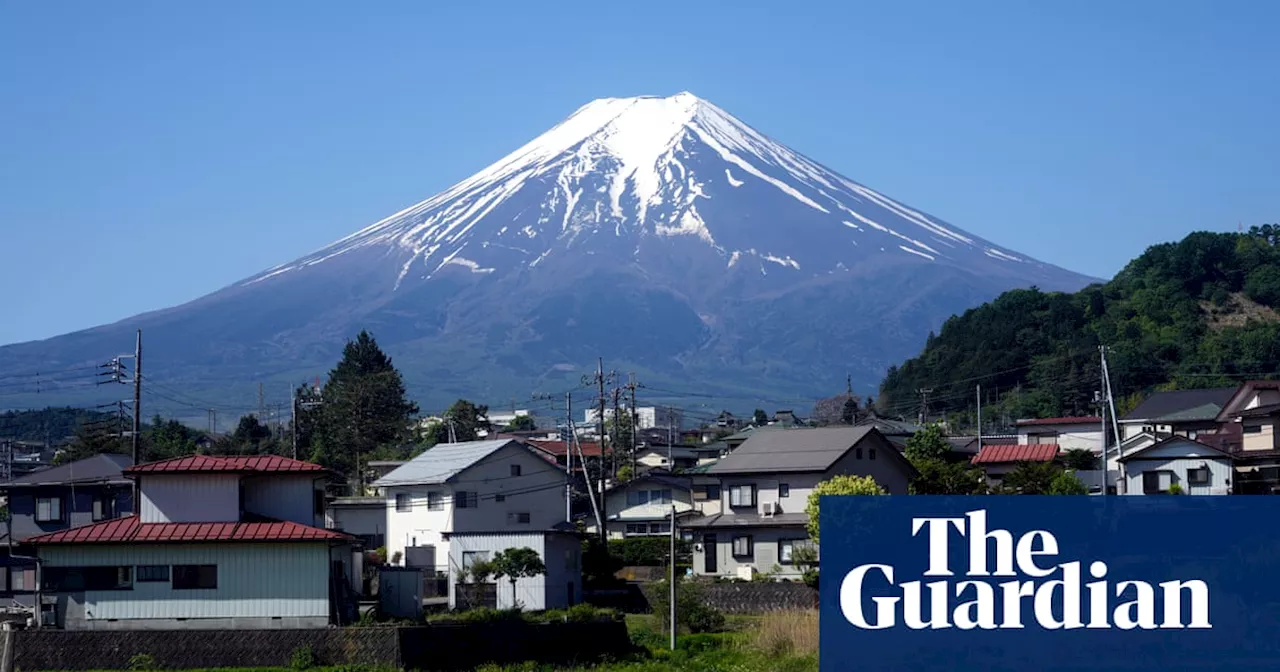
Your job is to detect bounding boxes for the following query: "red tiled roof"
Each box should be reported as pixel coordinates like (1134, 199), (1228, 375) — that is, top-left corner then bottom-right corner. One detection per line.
(125, 454), (328, 475)
(525, 440), (603, 457)
(1015, 417), (1103, 426)
(25, 516), (352, 545)
(971, 443), (1059, 465)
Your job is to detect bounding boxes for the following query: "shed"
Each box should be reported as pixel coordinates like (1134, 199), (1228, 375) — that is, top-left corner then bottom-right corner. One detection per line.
(443, 528), (582, 611)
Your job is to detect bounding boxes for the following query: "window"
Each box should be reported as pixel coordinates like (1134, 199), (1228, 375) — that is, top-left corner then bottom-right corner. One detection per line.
(705, 484), (721, 501)
(42, 566), (132, 591)
(92, 494), (114, 522)
(627, 489), (673, 506)
(510, 464), (522, 477)
(1245, 425), (1263, 434)
(427, 491), (443, 511)
(625, 523), (648, 535)
(395, 494), (412, 512)
(869, 448), (877, 460)
(313, 490), (325, 516)
(172, 565), (217, 590)
(778, 484), (790, 498)
(137, 565), (170, 582)
(495, 493), (506, 502)
(454, 491), (477, 508)
(1188, 468), (1210, 486)
(35, 497), (62, 523)
(507, 512), (531, 525)
(728, 485), (756, 508)
(779, 540), (814, 565)
(650, 522), (670, 534)
(10, 569), (26, 592)
(462, 551), (490, 569)
(732, 535), (753, 559)
(855, 448), (863, 459)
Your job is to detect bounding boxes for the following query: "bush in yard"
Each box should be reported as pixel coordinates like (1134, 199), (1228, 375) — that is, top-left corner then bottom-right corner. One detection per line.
(127, 653), (157, 671)
(608, 537), (692, 566)
(805, 474), (886, 543)
(491, 547), (546, 608)
(290, 644), (316, 670)
(648, 577), (726, 634)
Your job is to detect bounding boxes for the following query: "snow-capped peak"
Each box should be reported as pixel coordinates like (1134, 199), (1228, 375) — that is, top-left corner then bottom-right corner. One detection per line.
(246, 92), (1036, 287)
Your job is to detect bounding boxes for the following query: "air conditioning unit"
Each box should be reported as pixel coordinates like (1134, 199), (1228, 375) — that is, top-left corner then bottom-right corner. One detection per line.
(762, 501), (778, 517)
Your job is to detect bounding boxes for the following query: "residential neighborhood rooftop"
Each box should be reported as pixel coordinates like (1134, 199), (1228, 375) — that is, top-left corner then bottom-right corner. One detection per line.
(1016, 416), (1102, 426)
(372, 439), (521, 486)
(4, 452), (132, 486)
(708, 426), (904, 474)
(125, 454), (329, 475)
(970, 443), (1059, 465)
(1121, 386), (1237, 422)
(25, 515), (352, 545)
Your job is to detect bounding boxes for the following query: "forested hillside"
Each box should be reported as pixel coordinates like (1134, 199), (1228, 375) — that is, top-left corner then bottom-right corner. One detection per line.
(0, 406), (113, 443)
(878, 226), (1280, 425)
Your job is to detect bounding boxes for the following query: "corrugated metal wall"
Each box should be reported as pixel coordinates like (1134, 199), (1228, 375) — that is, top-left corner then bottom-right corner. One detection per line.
(447, 533), (549, 610)
(41, 543), (329, 621)
(242, 475), (317, 526)
(140, 474), (239, 523)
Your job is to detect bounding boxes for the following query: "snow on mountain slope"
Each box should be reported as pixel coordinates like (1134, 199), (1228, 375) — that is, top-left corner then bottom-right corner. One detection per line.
(244, 92), (1070, 294)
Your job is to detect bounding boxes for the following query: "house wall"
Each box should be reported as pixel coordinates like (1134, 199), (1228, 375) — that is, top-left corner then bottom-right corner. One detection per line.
(596, 483), (694, 538)
(140, 474), (239, 523)
(5, 485), (132, 542)
(1123, 457), (1233, 495)
(1017, 424), (1103, 452)
(445, 533), (582, 611)
(39, 542), (331, 629)
(326, 505), (386, 545)
(691, 476), (723, 517)
(1241, 418), (1278, 452)
(243, 475), (322, 526)
(385, 444), (567, 570)
(693, 526), (811, 579)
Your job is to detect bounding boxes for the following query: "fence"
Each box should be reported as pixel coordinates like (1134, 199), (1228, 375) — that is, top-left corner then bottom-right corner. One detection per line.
(12, 622), (632, 671)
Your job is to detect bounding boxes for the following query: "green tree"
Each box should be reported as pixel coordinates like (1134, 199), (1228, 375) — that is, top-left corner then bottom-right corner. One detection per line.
(145, 414), (200, 460)
(58, 415), (130, 464)
(805, 474), (887, 542)
(904, 423), (949, 463)
(1061, 448), (1098, 471)
(213, 414), (279, 455)
(648, 576), (726, 634)
(1000, 461), (1062, 494)
(1048, 470), (1089, 495)
(505, 415), (537, 432)
(841, 397), (858, 425)
(490, 547), (547, 608)
(910, 458), (988, 495)
(752, 409), (768, 426)
(423, 399), (490, 445)
(313, 330), (419, 492)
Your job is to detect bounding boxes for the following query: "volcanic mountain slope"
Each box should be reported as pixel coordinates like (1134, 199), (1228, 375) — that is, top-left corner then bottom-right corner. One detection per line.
(0, 92), (1098, 412)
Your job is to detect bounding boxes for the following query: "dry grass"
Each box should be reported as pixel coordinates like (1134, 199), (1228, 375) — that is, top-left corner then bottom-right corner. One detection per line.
(744, 609), (819, 658)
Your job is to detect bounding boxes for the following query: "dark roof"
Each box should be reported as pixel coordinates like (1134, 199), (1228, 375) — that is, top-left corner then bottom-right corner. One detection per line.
(1234, 402), (1280, 420)
(708, 426), (913, 475)
(1155, 403), (1225, 423)
(1121, 387), (1237, 422)
(685, 461), (718, 474)
(855, 417), (922, 435)
(1117, 435), (1233, 463)
(26, 515), (352, 545)
(126, 454), (328, 475)
(441, 521), (579, 538)
(683, 512), (808, 529)
(1216, 381), (1280, 422)
(971, 444), (1058, 465)
(603, 472), (691, 495)
(1016, 416), (1102, 426)
(6, 453), (132, 487)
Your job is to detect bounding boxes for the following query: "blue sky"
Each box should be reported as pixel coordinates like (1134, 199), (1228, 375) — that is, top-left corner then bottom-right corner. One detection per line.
(2, 0), (1276, 346)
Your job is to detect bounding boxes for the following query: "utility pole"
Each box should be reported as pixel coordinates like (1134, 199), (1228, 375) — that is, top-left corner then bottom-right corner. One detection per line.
(291, 387), (298, 460)
(1096, 389), (1107, 496)
(563, 393), (573, 522)
(258, 382), (265, 421)
(916, 388), (932, 425)
(582, 358), (615, 541)
(669, 501), (677, 650)
(976, 384), (982, 456)
(1100, 346), (1122, 491)
(610, 386), (623, 476)
(132, 330), (142, 508)
(628, 373), (640, 476)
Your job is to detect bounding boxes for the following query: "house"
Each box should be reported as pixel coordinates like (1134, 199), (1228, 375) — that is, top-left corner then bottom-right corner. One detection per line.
(444, 526), (582, 610)
(373, 439), (569, 574)
(1014, 417), (1104, 453)
(587, 472), (700, 539)
(632, 444), (699, 472)
(0, 453), (134, 607)
(585, 406), (682, 431)
(524, 439), (603, 472)
(1215, 381), (1280, 492)
(325, 497), (386, 549)
(26, 454), (360, 630)
(1117, 436), (1234, 495)
(970, 444), (1059, 487)
(1118, 387), (1238, 441)
(686, 427), (914, 580)
(946, 434), (1017, 457)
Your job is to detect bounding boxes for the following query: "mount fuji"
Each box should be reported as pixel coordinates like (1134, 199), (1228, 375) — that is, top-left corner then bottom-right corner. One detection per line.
(1, 92), (1098, 414)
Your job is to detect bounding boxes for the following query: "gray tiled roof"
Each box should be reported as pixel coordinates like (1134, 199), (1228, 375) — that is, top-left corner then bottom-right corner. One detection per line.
(708, 426), (876, 474)
(1121, 387), (1237, 422)
(371, 439), (516, 486)
(5, 453), (133, 486)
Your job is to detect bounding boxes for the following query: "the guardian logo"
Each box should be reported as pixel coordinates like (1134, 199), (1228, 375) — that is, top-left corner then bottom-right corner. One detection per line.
(840, 509), (1211, 631)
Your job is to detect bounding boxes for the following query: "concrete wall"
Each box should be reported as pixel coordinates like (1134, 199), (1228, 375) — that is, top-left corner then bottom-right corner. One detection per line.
(140, 474), (239, 523)
(243, 474), (323, 526)
(39, 542), (331, 628)
(385, 443), (566, 568)
(641, 581), (818, 614)
(5, 484), (132, 541)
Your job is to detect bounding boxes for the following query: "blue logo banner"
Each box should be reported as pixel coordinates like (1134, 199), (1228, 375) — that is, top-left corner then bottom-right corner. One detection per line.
(819, 496), (1280, 671)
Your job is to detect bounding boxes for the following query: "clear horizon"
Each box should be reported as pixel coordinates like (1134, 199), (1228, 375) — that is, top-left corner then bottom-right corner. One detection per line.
(2, 0), (1277, 345)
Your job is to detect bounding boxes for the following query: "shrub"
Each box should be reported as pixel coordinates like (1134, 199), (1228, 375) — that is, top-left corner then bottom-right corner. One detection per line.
(608, 537), (692, 566)
(1167, 483), (1185, 495)
(127, 653), (157, 671)
(290, 644), (316, 670)
(649, 577), (726, 634)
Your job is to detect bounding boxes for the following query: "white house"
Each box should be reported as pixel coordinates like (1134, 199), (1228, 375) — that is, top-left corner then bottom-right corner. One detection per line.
(686, 427), (915, 580)
(588, 473), (700, 539)
(1014, 417), (1104, 453)
(27, 454), (359, 630)
(372, 439), (569, 574)
(1117, 436), (1234, 495)
(444, 528), (582, 610)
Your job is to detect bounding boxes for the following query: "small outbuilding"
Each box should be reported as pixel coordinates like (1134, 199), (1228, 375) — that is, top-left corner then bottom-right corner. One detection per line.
(444, 527), (582, 611)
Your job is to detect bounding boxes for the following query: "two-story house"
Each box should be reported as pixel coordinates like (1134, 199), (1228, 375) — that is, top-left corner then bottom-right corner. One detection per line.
(588, 473), (700, 539)
(1214, 381), (1280, 493)
(686, 427), (914, 580)
(372, 439), (569, 573)
(0, 453), (133, 607)
(26, 454), (359, 630)
(1118, 387), (1238, 441)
